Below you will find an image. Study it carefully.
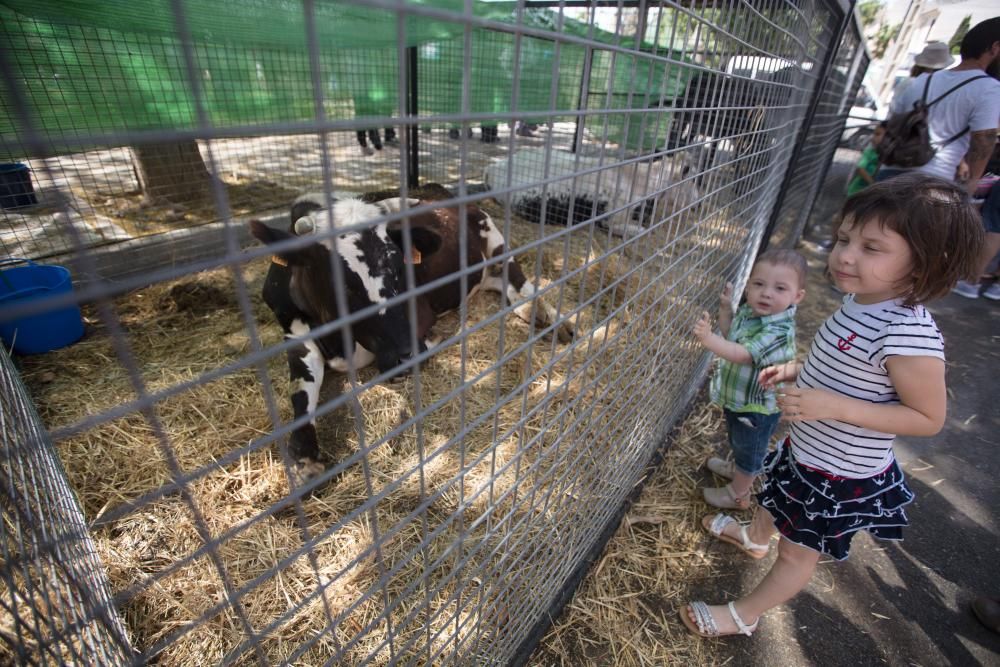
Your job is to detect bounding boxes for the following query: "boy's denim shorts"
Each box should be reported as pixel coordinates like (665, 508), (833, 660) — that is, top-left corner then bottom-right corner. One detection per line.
(724, 408), (781, 476)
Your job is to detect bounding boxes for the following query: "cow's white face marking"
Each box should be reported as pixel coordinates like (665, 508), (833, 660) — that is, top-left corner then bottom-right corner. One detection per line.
(332, 232), (388, 310)
(307, 198), (379, 235)
(306, 199), (392, 310)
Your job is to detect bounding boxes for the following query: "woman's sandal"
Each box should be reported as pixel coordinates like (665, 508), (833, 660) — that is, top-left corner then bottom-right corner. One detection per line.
(702, 483), (750, 510)
(705, 456), (735, 480)
(701, 513), (770, 560)
(679, 600), (758, 637)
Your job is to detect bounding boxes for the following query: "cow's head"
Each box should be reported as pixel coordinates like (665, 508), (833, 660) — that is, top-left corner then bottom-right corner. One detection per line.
(251, 197), (440, 373)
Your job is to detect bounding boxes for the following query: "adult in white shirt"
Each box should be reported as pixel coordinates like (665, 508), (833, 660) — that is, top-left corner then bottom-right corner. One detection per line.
(881, 18), (1000, 192)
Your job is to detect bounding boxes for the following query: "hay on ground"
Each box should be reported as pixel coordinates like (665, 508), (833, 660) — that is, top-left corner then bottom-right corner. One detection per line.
(9, 200), (750, 665)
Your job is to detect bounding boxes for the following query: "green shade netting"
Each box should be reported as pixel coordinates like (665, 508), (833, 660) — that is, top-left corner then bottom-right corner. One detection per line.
(1, 1), (694, 154)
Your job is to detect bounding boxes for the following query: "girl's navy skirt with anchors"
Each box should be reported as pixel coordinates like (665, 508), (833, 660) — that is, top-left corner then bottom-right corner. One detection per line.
(756, 438), (914, 560)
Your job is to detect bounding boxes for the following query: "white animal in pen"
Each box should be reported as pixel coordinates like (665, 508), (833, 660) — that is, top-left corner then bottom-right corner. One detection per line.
(484, 148), (701, 237)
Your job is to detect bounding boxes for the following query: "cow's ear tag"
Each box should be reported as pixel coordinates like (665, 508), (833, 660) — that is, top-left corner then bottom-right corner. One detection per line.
(271, 254), (288, 267)
(406, 248), (422, 265)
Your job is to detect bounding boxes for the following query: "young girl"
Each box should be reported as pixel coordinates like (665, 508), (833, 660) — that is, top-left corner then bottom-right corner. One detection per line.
(681, 172), (985, 637)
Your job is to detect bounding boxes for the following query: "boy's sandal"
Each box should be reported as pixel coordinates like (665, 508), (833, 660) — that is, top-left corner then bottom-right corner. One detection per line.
(705, 456), (735, 480)
(680, 600), (758, 637)
(701, 513), (770, 560)
(702, 483), (750, 510)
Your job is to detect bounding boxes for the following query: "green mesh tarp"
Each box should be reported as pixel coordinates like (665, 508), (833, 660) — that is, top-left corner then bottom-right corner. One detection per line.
(1, 0), (694, 155)
(2, 0), (503, 50)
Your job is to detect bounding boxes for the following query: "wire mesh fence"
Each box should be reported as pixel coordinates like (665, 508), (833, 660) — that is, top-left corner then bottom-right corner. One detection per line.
(1, 1), (865, 664)
(766, 12), (868, 248)
(0, 347), (134, 664)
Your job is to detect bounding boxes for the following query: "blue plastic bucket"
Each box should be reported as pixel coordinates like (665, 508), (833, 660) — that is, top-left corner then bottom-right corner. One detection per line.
(0, 259), (84, 354)
(0, 163), (38, 210)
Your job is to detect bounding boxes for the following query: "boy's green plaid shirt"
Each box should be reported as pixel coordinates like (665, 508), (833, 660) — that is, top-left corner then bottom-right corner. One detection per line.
(710, 303), (797, 414)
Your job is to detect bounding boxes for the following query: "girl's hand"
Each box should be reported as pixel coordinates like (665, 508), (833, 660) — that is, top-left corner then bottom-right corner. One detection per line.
(758, 361), (800, 389)
(693, 311), (713, 342)
(776, 386), (837, 422)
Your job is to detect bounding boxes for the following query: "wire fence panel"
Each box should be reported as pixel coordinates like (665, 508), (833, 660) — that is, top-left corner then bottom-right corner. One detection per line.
(0, 349), (134, 665)
(0, 1), (864, 664)
(766, 12), (868, 248)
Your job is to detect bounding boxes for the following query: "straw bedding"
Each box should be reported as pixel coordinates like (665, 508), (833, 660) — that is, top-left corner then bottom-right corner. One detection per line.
(88, 179), (302, 237)
(8, 200), (748, 665)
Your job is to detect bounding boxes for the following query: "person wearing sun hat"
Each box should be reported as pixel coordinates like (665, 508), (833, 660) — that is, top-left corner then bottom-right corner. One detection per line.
(880, 19), (1000, 186)
(888, 42), (956, 103)
(911, 41), (956, 76)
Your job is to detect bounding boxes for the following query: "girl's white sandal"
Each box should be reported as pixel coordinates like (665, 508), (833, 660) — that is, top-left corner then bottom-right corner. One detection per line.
(680, 600), (759, 637)
(701, 513), (770, 559)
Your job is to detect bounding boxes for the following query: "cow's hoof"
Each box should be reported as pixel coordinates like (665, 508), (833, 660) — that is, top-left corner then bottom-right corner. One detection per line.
(289, 460), (326, 488)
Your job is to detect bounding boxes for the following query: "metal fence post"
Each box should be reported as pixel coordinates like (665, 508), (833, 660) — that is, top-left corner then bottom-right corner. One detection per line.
(759, 0), (855, 252)
(407, 45), (421, 189)
(798, 45), (870, 239)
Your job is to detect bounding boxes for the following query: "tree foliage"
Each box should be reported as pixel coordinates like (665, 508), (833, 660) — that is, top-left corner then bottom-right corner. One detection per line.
(949, 15), (971, 55)
(872, 23), (900, 59)
(858, 1), (881, 29)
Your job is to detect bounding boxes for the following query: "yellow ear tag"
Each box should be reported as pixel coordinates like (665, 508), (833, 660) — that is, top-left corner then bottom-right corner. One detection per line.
(406, 248), (422, 265)
(271, 255), (288, 267)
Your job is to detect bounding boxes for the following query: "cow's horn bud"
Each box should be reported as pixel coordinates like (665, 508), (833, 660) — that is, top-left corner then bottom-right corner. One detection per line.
(294, 216), (315, 235)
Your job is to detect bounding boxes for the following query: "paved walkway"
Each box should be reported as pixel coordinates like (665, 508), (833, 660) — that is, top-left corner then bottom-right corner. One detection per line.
(696, 152), (1000, 666)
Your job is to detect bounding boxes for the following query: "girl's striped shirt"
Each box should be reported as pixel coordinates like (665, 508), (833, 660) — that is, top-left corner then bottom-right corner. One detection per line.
(790, 295), (944, 478)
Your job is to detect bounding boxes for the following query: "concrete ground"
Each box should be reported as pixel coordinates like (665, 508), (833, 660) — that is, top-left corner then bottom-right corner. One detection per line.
(694, 150), (1000, 666)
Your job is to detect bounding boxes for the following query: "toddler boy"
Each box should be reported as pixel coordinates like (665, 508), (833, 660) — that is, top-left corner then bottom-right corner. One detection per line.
(692, 249), (807, 509)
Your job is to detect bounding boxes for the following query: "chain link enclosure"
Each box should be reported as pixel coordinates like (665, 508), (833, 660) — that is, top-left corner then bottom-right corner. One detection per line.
(0, 1), (865, 664)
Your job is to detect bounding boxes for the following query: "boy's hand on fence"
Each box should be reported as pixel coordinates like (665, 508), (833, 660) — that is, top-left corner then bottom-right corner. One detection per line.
(693, 311), (713, 343)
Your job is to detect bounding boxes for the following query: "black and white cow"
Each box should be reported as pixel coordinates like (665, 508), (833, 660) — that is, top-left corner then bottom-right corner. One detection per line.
(484, 148), (701, 237)
(250, 189), (571, 482)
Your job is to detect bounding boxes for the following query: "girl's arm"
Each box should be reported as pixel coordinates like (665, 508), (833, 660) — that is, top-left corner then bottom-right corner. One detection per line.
(778, 356), (946, 437)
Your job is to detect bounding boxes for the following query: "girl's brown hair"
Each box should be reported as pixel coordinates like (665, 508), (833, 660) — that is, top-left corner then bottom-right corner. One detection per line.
(839, 172), (984, 306)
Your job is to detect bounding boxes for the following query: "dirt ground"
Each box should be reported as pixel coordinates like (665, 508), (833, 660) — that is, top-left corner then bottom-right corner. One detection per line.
(3, 123), (583, 260)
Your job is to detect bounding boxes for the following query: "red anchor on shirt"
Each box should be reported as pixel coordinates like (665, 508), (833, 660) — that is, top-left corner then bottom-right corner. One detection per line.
(837, 333), (857, 351)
